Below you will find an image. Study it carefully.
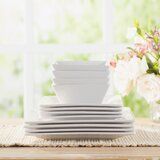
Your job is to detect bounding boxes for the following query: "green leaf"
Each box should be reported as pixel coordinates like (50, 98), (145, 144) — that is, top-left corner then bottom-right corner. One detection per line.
(150, 29), (154, 35)
(134, 20), (139, 28)
(145, 54), (159, 74)
(137, 27), (142, 36)
(134, 20), (144, 37)
(156, 100), (160, 104)
(114, 54), (119, 61)
(146, 65), (159, 74)
(145, 55), (153, 68)
(127, 47), (138, 53)
(153, 36), (159, 45)
(147, 68), (155, 74)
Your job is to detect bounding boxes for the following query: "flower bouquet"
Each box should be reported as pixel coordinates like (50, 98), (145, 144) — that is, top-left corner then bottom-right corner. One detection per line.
(110, 23), (160, 121)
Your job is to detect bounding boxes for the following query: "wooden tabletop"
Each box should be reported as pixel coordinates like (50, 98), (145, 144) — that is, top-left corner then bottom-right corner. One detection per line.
(0, 118), (160, 160)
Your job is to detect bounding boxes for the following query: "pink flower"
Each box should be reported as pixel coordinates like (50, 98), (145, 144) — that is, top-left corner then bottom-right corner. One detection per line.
(136, 41), (149, 52)
(109, 60), (116, 68)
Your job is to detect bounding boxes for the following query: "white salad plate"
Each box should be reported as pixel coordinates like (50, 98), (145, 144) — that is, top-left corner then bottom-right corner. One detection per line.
(25, 108), (134, 125)
(40, 106), (122, 110)
(40, 103), (122, 108)
(40, 110), (122, 115)
(26, 108), (134, 124)
(40, 114), (122, 120)
(39, 107), (122, 112)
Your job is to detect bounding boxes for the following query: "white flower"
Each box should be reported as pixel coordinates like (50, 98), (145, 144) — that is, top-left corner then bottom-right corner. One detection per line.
(113, 60), (133, 96)
(112, 56), (148, 96)
(137, 74), (160, 103)
(129, 56), (148, 81)
(140, 56), (149, 73)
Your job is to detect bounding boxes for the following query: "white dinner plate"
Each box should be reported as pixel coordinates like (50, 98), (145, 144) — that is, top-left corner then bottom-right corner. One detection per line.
(24, 123), (133, 129)
(25, 127), (134, 133)
(26, 118), (134, 126)
(25, 118), (134, 125)
(25, 131), (134, 140)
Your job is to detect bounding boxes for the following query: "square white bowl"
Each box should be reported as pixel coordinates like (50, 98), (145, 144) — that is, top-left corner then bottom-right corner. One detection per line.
(53, 61), (107, 71)
(55, 61), (105, 65)
(53, 70), (108, 78)
(52, 77), (108, 85)
(54, 84), (108, 104)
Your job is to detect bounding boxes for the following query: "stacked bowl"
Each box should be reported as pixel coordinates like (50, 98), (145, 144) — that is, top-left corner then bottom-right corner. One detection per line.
(52, 61), (109, 104)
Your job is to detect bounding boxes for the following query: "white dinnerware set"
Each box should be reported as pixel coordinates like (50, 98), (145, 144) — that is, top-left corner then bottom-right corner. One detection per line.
(24, 61), (134, 140)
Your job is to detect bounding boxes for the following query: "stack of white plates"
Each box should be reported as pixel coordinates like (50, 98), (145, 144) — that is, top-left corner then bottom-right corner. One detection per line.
(24, 61), (135, 140)
(40, 104), (123, 120)
(25, 107), (134, 140)
(52, 61), (109, 104)
(24, 96), (134, 140)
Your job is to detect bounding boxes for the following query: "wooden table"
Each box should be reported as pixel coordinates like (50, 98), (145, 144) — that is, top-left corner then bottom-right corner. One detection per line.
(0, 118), (160, 160)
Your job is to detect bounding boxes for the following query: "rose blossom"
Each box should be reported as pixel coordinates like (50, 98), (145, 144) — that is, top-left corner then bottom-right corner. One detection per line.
(113, 60), (134, 96)
(112, 56), (148, 96)
(109, 60), (116, 68)
(129, 56), (148, 81)
(136, 74), (160, 103)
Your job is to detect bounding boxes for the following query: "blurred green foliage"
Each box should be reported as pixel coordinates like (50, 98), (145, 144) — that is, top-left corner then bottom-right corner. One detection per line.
(122, 90), (151, 117)
(113, 0), (160, 43)
(57, 53), (91, 61)
(0, 53), (23, 117)
(1, 0), (160, 117)
(37, 0), (102, 44)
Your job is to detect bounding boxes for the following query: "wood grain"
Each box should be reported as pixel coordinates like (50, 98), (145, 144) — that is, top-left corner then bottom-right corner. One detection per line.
(0, 147), (160, 160)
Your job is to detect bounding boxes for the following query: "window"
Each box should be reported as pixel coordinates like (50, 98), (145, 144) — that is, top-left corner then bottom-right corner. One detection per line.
(0, 0), (160, 118)
(0, 0), (109, 118)
(0, 0), (25, 117)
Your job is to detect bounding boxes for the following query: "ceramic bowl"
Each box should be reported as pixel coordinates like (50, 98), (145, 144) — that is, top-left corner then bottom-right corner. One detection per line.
(53, 77), (108, 85)
(53, 61), (106, 71)
(53, 70), (108, 78)
(54, 84), (108, 104)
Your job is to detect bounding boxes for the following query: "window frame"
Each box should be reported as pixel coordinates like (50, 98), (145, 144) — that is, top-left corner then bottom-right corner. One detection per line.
(0, 0), (119, 118)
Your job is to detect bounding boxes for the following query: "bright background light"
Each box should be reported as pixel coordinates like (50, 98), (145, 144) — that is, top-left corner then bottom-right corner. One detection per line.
(0, 0), (160, 118)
